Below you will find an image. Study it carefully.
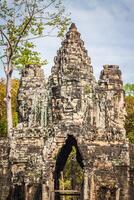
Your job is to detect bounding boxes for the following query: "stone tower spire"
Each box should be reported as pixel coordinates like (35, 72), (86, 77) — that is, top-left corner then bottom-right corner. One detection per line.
(51, 23), (94, 83)
(17, 65), (47, 127)
(69, 22), (77, 31)
(0, 23), (132, 200)
(49, 23), (95, 124)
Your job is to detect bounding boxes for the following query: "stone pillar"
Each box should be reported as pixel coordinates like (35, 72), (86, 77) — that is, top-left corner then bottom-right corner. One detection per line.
(50, 175), (55, 200)
(89, 173), (96, 200)
(84, 169), (89, 200)
(42, 183), (49, 200)
(25, 184), (28, 200)
(116, 188), (120, 200)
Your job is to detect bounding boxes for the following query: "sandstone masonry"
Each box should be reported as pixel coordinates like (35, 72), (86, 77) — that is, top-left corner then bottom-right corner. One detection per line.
(0, 23), (134, 200)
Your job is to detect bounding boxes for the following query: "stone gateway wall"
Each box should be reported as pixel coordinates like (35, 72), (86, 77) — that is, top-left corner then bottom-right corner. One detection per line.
(0, 23), (134, 200)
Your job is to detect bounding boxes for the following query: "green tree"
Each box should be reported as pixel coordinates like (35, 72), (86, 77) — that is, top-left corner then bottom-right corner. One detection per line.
(0, 79), (7, 136)
(124, 84), (134, 143)
(0, 79), (19, 136)
(13, 41), (47, 70)
(125, 95), (134, 143)
(59, 147), (84, 196)
(124, 83), (134, 96)
(0, 0), (70, 137)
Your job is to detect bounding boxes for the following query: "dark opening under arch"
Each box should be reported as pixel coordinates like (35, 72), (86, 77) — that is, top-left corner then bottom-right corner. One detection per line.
(54, 135), (84, 200)
(7, 185), (25, 200)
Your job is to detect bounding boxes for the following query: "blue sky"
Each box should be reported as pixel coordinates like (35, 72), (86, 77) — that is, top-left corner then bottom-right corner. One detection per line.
(0, 0), (134, 83)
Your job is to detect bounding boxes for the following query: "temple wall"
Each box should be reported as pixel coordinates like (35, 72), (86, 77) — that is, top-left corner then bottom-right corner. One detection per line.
(10, 126), (45, 185)
(129, 144), (134, 199)
(0, 23), (133, 200)
(0, 138), (10, 200)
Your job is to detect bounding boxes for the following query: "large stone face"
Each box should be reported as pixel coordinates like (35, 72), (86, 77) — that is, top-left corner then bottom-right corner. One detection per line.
(18, 64), (47, 127)
(0, 23), (133, 200)
(49, 23), (94, 125)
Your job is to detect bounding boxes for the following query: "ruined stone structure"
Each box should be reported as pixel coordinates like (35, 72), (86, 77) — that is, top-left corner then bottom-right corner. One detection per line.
(0, 23), (134, 200)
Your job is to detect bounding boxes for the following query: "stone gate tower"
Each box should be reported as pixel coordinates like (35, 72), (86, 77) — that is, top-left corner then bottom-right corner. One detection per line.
(0, 23), (134, 200)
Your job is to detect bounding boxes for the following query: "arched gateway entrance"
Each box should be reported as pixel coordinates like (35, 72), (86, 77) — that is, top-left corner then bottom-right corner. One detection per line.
(1, 23), (129, 200)
(54, 135), (84, 200)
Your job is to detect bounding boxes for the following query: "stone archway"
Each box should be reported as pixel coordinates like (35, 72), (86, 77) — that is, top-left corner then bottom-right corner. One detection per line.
(54, 135), (84, 200)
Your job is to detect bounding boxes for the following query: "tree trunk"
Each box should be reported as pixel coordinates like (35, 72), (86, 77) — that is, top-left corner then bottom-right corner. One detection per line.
(6, 70), (13, 138)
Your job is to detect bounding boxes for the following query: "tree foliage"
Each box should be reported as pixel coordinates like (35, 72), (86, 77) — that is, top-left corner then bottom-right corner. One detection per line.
(59, 147), (84, 193)
(0, 0), (70, 136)
(0, 80), (7, 136)
(124, 83), (134, 143)
(124, 83), (134, 96)
(0, 0), (70, 69)
(0, 79), (19, 136)
(125, 95), (134, 143)
(13, 41), (48, 70)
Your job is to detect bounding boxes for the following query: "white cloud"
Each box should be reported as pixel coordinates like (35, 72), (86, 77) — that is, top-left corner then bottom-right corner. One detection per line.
(63, 0), (134, 83)
(0, 0), (133, 83)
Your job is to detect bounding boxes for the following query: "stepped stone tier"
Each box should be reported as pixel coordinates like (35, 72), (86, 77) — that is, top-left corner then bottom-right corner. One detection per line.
(0, 23), (134, 200)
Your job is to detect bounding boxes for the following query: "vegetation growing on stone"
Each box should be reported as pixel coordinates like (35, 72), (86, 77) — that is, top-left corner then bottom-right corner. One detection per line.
(84, 84), (91, 94)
